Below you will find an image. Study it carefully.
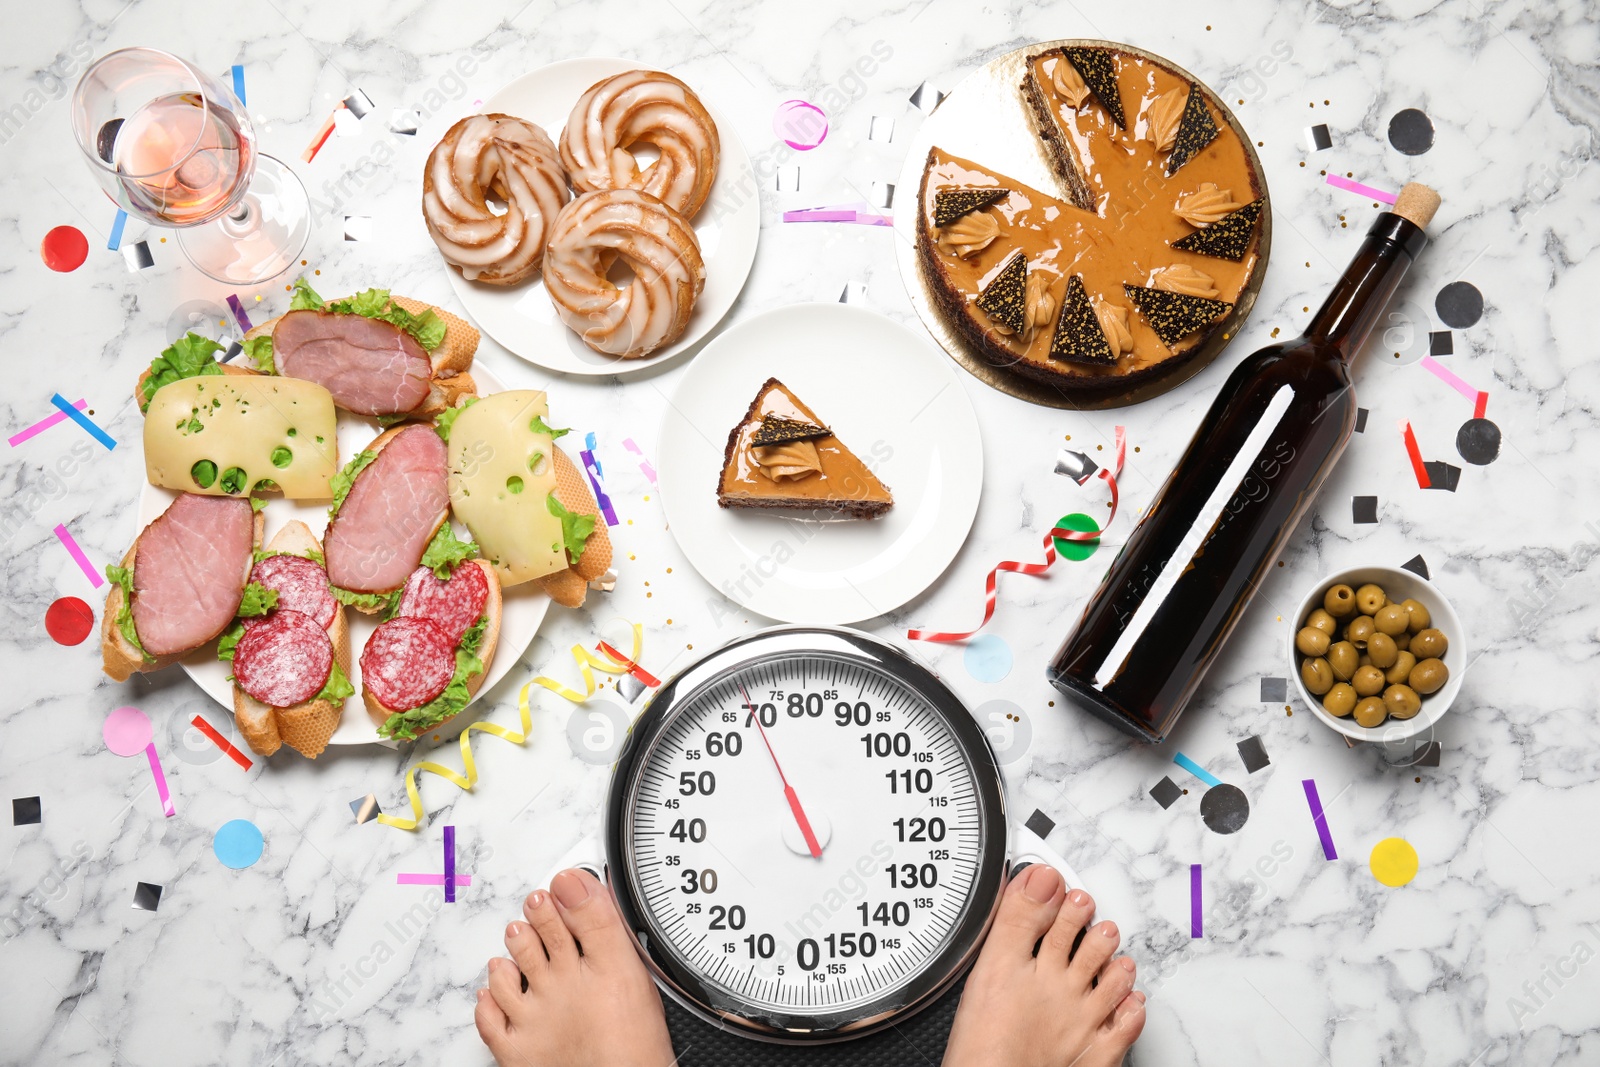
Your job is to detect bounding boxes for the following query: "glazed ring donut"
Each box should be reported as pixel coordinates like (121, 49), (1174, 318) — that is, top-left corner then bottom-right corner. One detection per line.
(560, 70), (721, 220)
(422, 114), (569, 286)
(542, 189), (706, 360)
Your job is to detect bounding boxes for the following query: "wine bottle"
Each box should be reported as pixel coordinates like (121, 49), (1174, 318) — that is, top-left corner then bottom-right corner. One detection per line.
(1048, 184), (1441, 743)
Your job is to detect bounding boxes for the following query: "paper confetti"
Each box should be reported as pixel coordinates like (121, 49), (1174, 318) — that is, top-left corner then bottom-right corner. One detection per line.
(909, 80), (946, 113)
(618, 674), (646, 703)
(53, 523), (103, 588)
(389, 109), (420, 136)
(10, 397), (87, 447)
(1302, 778), (1338, 860)
(1054, 448), (1099, 484)
(1370, 837), (1419, 886)
(350, 794), (382, 824)
(230, 64), (246, 106)
(107, 209), (127, 251)
(1200, 784), (1249, 835)
(343, 215), (372, 242)
(1023, 809), (1055, 839)
(1352, 496), (1378, 524)
(1172, 751), (1222, 789)
(1354, 407), (1369, 434)
(1423, 460), (1461, 492)
(1236, 736), (1270, 774)
(773, 99), (827, 150)
(775, 165), (801, 192)
(396, 873), (474, 886)
(1420, 355), (1485, 408)
(868, 115), (895, 142)
(342, 89), (374, 119)
(12, 796), (41, 825)
(908, 428), (1123, 642)
(1401, 421), (1430, 488)
(962, 633), (1013, 683)
(1326, 174), (1397, 204)
(131, 882), (163, 911)
(1435, 281), (1484, 329)
(302, 107), (341, 162)
(444, 824), (457, 902)
(225, 293), (253, 332)
(1259, 677), (1287, 702)
(579, 449), (619, 526)
(212, 819), (264, 869)
(620, 438), (658, 487)
(1387, 109), (1434, 155)
(41, 225), (88, 272)
(104, 706), (176, 818)
(595, 639), (661, 689)
(1190, 864), (1203, 937)
(1149, 776), (1182, 810)
(839, 280), (868, 304)
(1410, 741), (1441, 767)
(51, 393), (115, 450)
(1457, 418), (1501, 465)
(782, 206), (892, 226)
(870, 181), (895, 210)
(122, 240), (154, 271)
(1429, 330), (1453, 355)
(1400, 554), (1431, 580)
(44, 596), (93, 645)
(1306, 123), (1332, 151)
(190, 715), (252, 771)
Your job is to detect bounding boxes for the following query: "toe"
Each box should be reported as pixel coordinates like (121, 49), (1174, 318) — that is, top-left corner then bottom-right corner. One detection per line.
(550, 868), (638, 964)
(486, 957), (528, 1019)
(524, 887), (579, 966)
(982, 864), (1066, 963)
(1067, 919), (1120, 988)
(1037, 887), (1095, 969)
(504, 919), (546, 979)
(1090, 955), (1138, 1016)
(1102, 990), (1147, 1046)
(473, 987), (510, 1053)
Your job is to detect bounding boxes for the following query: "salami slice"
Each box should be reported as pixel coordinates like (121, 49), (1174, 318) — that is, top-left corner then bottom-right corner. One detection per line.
(248, 554), (337, 629)
(361, 616), (455, 711)
(233, 609), (334, 708)
(398, 563), (488, 646)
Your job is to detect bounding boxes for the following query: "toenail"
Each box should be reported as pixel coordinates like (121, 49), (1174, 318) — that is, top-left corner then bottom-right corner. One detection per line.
(527, 890), (545, 909)
(1068, 889), (1090, 906)
(1101, 921), (1119, 937)
(1023, 864), (1059, 902)
(1134, 990), (1147, 1003)
(552, 869), (595, 908)
(506, 922), (521, 939)
(1120, 957), (1135, 971)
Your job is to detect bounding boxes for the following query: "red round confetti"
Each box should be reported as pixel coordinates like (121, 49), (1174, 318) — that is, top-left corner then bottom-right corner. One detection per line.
(45, 596), (95, 645)
(41, 226), (89, 272)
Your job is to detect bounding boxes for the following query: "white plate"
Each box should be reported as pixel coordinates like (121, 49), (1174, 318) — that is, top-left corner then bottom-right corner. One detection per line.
(441, 57), (760, 377)
(137, 364), (551, 746)
(658, 304), (983, 625)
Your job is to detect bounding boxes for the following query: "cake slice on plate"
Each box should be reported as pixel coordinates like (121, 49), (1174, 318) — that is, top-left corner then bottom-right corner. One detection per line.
(717, 378), (892, 518)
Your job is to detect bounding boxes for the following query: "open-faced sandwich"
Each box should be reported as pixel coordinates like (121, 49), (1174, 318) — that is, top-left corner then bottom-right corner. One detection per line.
(436, 390), (611, 608)
(217, 520), (352, 759)
(102, 493), (262, 681)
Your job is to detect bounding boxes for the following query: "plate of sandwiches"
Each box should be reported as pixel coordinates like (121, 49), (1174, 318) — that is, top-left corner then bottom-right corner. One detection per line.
(657, 303), (983, 625)
(104, 280), (613, 756)
(893, 39), (1271, 408)
(422, 57), (760, 377)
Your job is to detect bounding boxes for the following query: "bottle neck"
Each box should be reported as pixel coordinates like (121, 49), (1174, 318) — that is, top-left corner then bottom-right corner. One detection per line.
(1304, 213), (1428, 357)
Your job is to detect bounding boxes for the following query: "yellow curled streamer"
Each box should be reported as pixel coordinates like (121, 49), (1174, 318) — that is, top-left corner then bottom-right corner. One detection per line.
(376, 622), (645, 831)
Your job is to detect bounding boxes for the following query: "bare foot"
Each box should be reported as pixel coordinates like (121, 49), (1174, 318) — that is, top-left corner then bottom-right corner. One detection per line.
(943, 865), (1145, 1067)
(476, 868), (675, 1067)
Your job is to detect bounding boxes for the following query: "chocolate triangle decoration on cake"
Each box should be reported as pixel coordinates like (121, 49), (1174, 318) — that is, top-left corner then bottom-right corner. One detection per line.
(751, 414), (828, 446)
(1061, 47), (1126, 129)
(1048, 276), (1116, 365)
(1164, 84), (1220, 176)
(1124, 284), (1232, 348)
(1171, 200), (1263, 262)
(976, 252), (1029, 335)
(933, 187), (1011, 227)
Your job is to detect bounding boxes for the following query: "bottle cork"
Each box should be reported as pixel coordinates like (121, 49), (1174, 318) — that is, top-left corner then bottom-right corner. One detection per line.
(1393, 183), (1440, 229)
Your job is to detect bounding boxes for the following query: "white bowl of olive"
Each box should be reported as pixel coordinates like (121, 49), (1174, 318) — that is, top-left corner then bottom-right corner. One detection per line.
(1289, 566), (1465, 742)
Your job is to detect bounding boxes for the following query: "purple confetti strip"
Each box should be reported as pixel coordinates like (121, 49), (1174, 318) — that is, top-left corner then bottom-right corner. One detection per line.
(225, 294), (252, 332)
(579, 450), (620, 527)
(1302, 778), (1338, 860)
(1190, 864), (1202, 938)
(443, 824), (456, 903)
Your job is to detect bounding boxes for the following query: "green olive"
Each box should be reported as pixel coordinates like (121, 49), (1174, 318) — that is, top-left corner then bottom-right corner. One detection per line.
(1327, 641), (1359, 681)
(1411, 628), (1449, 659)
(1296, 626), (1331, 657)
(1384, 684), (1422, 720)
(1402, 598), (1431, 633)
(1301, 657), (1334, 695)
(1345, 616), (1376, 649)
(1367, 632), (1398, 669)
(1352, 665), (1386, 698)
(1374, 604), (1410, 636)
(1385, 650), (1417, 686)
(1353, 696), (1388, 728)
(1322, 682), (1357, 717)
(1410, 657), (1449, 695)
(1306, 608), (1338, 636)
(1355, 583), (1388, 615)
(1324, 584), (1357, 617)
(1393, 631), (1410, 652)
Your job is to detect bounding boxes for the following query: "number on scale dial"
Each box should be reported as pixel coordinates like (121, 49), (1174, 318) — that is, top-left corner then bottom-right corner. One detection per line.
(627, 656), (984, 1014)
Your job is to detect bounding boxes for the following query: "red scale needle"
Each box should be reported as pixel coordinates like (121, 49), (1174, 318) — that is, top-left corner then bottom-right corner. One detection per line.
(739, 683), (824, 859)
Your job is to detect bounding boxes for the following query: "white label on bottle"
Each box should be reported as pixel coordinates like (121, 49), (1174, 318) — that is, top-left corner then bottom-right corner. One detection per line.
(1092, 383), (1297, 689)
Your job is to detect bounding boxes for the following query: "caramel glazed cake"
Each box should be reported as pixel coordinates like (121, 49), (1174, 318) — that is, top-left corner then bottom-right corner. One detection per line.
(916, 44), (1267, 391)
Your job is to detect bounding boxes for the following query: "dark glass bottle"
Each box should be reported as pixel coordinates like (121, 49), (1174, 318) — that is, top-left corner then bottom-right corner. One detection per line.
(1048, 190), (1437, 742)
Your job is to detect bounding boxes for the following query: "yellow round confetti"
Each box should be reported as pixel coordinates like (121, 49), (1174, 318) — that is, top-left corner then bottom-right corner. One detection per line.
(1369, 837), (1419, 887)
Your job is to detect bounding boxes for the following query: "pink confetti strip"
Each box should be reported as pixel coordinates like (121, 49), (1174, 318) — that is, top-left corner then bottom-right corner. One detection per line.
(621, 438), (658, 487)
(396, 873), (474, 886)
(53, 523), (103, 588)
(10, 398), (87, 447)
(781, 207), (894, 226)
(1325, 174), (1397, 204)
(145, 742), (175, 818)
(1420, 355), (1482, 405)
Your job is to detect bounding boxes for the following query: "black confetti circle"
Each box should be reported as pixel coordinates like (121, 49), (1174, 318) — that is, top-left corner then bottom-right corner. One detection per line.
(1435, 281), (1484, 328)
(1387, 108), (1435, 155)
(1456, 418), (1502, 465)
(1200, 783), (1250, 835)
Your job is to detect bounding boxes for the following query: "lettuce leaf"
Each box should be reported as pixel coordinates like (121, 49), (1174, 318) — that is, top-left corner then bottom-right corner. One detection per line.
(250, 496), (268, 512)
(289, 277), (325, 311)
(323, 287), (448, 352)
(329, 585), (398, 614)
(328, 449), (378, 520)
(104, 564), (151, 660)
(216, 621), (245, 662)
(141, 333), (224, 412)
(529, 415), (569, 440)
(378, 616), (488, 741)
(546, 492), (596, 562)
(237, 582), (279, 617)
(254, 546), (324, 565)
(421, 523), (478, 579)
(240, 335), (275, 374)
(316, 659), (355, 703)
(434, 397), (478, 442)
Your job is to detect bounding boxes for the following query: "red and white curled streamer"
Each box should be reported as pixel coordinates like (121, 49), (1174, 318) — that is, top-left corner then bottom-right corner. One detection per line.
(907, 426), (1125, 644)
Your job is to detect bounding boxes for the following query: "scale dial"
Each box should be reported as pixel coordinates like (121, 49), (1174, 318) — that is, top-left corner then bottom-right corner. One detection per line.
(606, 627), (1007, 1042)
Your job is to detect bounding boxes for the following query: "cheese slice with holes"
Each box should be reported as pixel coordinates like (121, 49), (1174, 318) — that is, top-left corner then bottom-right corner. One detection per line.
(144, 375), (339, 499)
(445, 390), (564, 587)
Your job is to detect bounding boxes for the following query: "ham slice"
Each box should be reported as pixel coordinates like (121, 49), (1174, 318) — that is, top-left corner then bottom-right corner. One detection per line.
(273, 310), (432, 416)
(325, 425), (449, 593)
(131, 493), (255, 656)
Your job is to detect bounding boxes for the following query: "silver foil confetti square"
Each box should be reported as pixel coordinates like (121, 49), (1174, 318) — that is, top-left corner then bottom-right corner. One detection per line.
(131, 881), (163, 911)
(776, 166), (801, 192)
(389, 108), (420, 136)
(870, 181), (895, 210)
(122, 240), (154, 271)
(1053, 448), (1098, 484)
(350, 794), (381, 824)
(868, 115), (895, 142)
(839, 280), (868, 304)
(341, 89), (374, 119)
(909, 81), (946, 113)
(618, 675), (646, 703)
(343, 214), (373, 242)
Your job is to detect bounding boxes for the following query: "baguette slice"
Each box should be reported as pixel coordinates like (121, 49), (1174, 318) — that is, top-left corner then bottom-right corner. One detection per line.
(362, 559), (503, 734)
(245, 295), (480, 421)
(537, 447), (614, 609)
(232, 521), (350, 760)
(102, 503), (264, 682)
(326, 424), (450, 614)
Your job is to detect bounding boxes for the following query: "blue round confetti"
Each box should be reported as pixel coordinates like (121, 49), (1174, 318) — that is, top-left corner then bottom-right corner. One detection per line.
(212, 819), (264, 870)
(963, 633), (1013, 683)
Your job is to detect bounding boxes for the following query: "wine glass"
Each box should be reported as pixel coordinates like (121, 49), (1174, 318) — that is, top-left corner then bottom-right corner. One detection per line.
(71, 47), (311, 285)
